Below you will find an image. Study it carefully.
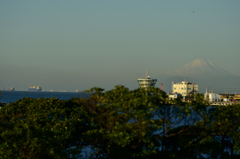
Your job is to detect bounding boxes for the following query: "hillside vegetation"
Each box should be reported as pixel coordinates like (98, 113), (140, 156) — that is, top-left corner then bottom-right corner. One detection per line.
(1, 86), (240, 158)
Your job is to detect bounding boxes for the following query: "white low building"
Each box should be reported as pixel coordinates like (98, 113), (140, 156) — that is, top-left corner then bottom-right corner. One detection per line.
(168, 93), (182, 100)
(204, 91), (221, 102)
(172, 79), (198, 97)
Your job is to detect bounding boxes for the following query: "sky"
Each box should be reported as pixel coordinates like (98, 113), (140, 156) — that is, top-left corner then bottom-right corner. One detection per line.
(1, 0), (240, 92)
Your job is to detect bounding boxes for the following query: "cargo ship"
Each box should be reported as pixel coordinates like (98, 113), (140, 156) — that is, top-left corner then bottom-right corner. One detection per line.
(28, 85), (42, 92)
(8, 86), (15, 91)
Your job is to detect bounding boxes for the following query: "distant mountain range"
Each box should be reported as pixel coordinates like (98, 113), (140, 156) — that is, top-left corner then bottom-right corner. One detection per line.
(157, 59), (240, 93)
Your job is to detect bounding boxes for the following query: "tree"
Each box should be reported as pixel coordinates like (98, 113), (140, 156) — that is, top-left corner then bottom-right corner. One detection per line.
(0, 97), (90, 158)
(1, 86), (240, 158)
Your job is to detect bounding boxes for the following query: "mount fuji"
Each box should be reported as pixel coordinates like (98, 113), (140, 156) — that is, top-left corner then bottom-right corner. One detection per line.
(157, 59), (240, 93)
(165, 59), (233, 79)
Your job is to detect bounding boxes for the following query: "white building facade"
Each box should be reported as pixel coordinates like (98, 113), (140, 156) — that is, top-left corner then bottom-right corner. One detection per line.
(172, 79), (198, 97)
(137, 71), (157, 90)
(204, 92), (221, 102)
(168, 93), (182, 100)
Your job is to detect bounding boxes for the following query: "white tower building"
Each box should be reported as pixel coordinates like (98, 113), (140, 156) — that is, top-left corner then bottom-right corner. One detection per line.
(137, 71), (157, 90)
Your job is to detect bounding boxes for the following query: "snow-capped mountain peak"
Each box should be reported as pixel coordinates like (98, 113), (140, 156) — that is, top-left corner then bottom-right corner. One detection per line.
(165, 59), (232, 79)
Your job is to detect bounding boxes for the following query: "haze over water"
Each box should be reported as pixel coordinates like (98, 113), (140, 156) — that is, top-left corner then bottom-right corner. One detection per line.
(1, 1), (239, 92)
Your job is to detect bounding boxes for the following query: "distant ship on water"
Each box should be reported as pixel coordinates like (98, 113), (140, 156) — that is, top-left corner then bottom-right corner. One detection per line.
(28, 85), (42, 92)
(8, 86), (15, 91)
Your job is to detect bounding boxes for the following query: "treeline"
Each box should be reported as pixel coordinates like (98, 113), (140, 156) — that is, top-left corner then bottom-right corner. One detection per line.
(0, 86), (240, 158)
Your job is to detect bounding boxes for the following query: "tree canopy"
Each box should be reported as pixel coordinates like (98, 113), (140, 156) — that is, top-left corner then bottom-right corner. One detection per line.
(1, 86), (240, 158)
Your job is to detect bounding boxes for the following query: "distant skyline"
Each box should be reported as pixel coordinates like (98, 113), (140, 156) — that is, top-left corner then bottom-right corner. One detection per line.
(157, 59), (240, 94)
(1, 1), (240, 91)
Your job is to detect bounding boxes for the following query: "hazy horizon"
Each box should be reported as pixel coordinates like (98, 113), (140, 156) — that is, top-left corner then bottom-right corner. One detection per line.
(1, 1), (240, 92)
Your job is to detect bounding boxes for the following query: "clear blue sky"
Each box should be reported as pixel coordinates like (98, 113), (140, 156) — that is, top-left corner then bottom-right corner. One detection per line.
(1, 0), (239, 91)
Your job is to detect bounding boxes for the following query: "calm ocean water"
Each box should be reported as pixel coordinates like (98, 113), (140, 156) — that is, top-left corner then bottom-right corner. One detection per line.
(0, 91), (87, 104)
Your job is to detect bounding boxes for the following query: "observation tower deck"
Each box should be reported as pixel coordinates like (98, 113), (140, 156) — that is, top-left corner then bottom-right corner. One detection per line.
(137, 71), (157, 90)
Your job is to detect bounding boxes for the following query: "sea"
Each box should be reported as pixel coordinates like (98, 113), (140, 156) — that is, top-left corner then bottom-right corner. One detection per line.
(0, 91), (87, 104)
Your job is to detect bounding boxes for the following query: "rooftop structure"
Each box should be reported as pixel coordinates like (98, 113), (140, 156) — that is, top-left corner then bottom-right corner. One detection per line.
(172, 79), (198, 97)
(168, 93), (182, 100)
(204, 92), (221, 102)
(137, 71), (157, 90)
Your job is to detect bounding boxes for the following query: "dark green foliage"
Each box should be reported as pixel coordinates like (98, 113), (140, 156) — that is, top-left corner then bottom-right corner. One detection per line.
(0, 97), (89, 158)
(1, 86), (240, 158)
